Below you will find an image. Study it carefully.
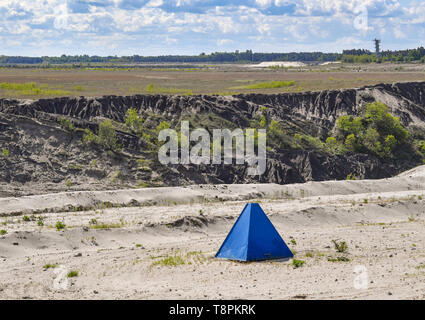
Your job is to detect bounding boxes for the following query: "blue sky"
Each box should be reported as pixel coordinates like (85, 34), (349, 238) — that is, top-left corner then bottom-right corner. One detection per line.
(0, 0), (423, 56)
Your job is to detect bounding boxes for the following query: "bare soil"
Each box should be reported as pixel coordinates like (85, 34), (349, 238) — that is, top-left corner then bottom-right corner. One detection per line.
(0, 63), (424, 98)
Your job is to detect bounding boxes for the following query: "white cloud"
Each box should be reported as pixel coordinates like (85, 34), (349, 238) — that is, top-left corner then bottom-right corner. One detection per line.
(393, 26), (406, 39)
(255, 0), (272, 7)
(217, 39), (233, 46)
(146, 0), (163, 7)
(0, 0), (421, 56)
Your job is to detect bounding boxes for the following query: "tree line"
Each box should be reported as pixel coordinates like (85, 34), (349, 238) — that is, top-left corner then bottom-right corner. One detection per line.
(1, 47), (425, 65)
(342, 47), (425, 63)
(0, 51), (340, 65)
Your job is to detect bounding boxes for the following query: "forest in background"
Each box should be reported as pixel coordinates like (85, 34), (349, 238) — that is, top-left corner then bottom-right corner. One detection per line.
(1, 47), (425, 65)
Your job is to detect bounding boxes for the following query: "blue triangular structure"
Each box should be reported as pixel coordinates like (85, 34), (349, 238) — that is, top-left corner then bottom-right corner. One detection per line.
(215, 203), (293, 261)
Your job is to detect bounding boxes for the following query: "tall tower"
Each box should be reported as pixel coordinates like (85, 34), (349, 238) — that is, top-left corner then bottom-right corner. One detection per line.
(374, 39), (381, 58)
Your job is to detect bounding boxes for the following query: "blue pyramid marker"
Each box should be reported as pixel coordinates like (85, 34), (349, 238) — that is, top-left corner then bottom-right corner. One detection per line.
(216, 203), (293, 261)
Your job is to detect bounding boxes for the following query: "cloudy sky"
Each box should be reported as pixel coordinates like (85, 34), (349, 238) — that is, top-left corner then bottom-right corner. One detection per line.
(0, 0), (423, 56)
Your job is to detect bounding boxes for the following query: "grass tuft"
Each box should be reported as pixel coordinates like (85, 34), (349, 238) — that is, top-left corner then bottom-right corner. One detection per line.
(231, 80), (295, 90)
(332, 240), (348, 253)
(56, 221), (66, 230)
(67, 270), (79, 278)
(292, 259), (305, 268)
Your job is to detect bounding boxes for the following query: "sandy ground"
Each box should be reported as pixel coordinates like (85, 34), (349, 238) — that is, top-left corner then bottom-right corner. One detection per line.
(1, 64), (425, 98)
(1, 167), (425, 300)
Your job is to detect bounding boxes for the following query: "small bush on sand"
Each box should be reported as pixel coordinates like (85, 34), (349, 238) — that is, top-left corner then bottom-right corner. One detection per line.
(151, 255), (185, 267)
(67, 270), (79, 278)
(56, 221), (66, 230)
(292, 259), (305, 268)
(328, 256), (350, 262)
(43, 263), (58, 270)
(332, 240), (348, 253)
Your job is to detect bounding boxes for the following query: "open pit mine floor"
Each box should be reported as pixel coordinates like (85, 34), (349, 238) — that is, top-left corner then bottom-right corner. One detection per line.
(1, 166), (425, 299)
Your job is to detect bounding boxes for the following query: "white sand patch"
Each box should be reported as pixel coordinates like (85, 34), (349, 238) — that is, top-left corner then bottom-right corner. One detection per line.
(245, 61), (307, 68)
(320, 61), (342, 66)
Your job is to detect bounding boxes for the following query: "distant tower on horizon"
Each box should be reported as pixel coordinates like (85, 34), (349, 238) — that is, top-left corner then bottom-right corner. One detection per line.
(374, 39), (381, 58)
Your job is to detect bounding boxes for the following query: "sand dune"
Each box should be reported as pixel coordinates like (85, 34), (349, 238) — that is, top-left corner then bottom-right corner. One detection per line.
(0, 166), (425, 299)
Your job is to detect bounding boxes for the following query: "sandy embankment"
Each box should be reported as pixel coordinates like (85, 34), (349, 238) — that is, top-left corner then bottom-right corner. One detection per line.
(0, 166), (424, 299)
(245, 61), (307, 68)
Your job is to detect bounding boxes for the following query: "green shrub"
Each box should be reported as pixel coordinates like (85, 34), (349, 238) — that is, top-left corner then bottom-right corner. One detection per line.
(157, 121), (171, 132)
(56, 221), (66, 230)
(98, 120), (117, 150)
(363, 127), (381, 154)
(60, 118), (75, 132)
(268, 120), (280, 137)
(346, 173), (356, 180)
(305, 252), (314, 258)
(364, 102), (408, 142)
(336, 116), (364, 139)
(332, 240), (348, 253)
(267, 120), (291, 149)
(83, 128), (98, 145)
(344, 133), (357, 152)
(335, 102), (408, 157)
(151, 255), (185, 267)
(146, 83), (155, 92)
(125, 107), (144, 134)
(384, 134), (398, 155)
(67, 270), (79, 278)
(0, 230), (7, 235)
(325, 137), (339, 153)
(294, 133), (325, 152)
(292, 259), (305, 268)
(1, 148), (9, 157)
(83, 121), (118, 150)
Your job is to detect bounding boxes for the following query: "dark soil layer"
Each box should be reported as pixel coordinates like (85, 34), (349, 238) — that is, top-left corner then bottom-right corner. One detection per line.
(1, 81), (425, 196)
